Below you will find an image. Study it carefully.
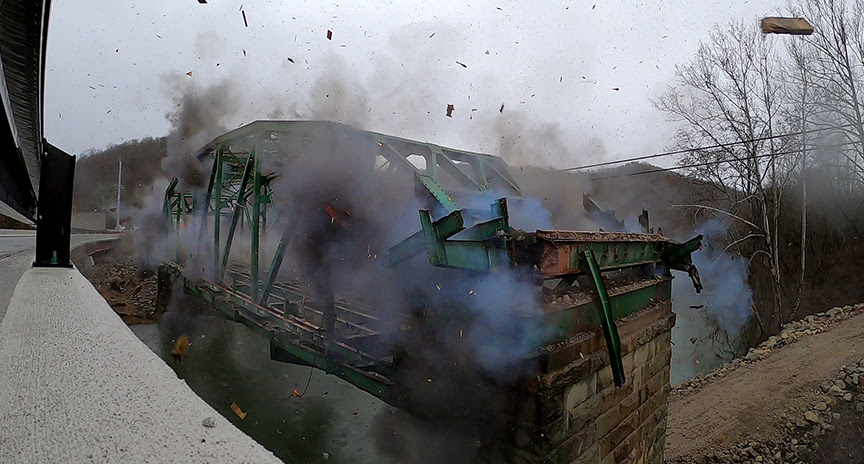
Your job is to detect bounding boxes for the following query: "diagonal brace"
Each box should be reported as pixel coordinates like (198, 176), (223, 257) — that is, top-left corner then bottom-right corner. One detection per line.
(585, 249), (625, 387)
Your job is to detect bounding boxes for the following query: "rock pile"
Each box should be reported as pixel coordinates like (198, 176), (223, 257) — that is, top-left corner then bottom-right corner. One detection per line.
(81, 256), (160, 322)
(673, 303), (864, 396)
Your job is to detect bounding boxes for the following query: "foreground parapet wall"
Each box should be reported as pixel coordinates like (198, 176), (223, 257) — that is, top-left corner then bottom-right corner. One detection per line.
(500, 302), (674, 464)
(0, 266), (280, 463)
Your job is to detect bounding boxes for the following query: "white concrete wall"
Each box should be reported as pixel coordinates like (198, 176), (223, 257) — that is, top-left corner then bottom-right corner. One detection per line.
(0, 266), (280, 463)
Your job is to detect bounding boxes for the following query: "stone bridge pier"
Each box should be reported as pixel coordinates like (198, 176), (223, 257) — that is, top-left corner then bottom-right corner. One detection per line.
(498, 302), (674, 464)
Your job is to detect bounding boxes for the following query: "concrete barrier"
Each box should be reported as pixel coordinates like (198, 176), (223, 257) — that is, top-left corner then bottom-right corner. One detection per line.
(0, 265), (280, 463)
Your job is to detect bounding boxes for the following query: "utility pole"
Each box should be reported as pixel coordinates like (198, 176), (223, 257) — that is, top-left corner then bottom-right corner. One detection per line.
(115, 156), (122, 230)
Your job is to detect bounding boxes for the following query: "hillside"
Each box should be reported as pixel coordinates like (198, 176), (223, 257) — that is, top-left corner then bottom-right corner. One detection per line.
(73, 137), (167, 212)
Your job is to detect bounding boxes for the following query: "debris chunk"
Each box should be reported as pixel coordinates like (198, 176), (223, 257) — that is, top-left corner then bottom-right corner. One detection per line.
(230, 402), (247, 420)
(202, 417), (216, 428)
(170, 335), (190, 364)
(499, 103), (504, 113)
(761, 17), (814, 35)
(446, 104), (455, 117)
(241, 9), (248, 27)
(287, 57), (295, 63)
(326, 30), (333, 40)
(293, 389), (301, 397)
(612, 87), (620, 91)
(325, 205), (350, 229)
(429, 32), (435, 38)
(456, 61), (467, 68)
(186, 71), (193, 77)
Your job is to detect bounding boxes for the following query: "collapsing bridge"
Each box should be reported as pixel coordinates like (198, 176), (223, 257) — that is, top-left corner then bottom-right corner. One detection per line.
(160, 120), (702, 463)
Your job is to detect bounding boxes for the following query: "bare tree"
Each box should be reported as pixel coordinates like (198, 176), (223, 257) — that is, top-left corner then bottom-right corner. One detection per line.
(654, 20), (793, 334)
(790, 0), (864, 191)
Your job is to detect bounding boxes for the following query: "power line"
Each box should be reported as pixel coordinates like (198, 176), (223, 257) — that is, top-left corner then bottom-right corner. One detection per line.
(560, 122), (857, 172)
(592, 141), (857, 181)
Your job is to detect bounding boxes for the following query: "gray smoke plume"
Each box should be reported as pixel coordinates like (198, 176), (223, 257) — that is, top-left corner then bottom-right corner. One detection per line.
(691, 220), (753, 334)
(162, 77), (240, 188)
(128, 20), (619, 461)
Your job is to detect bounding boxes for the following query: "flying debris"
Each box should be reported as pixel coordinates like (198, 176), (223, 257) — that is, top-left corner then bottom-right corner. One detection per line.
(761, 17), (814, 35)
(446, 104), (455, 117)
(169, 335), (189, 363)
(230, 402), (247, 419)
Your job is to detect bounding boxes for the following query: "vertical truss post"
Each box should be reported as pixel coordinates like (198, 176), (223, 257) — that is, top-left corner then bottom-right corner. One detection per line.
(259, 225), (293, 306)
(585, 249), (625, 387)
(250, 145), (262, 303)
(174, 195), (183, 263)
(212, 147), (224, 280)
(197, 150), (219, 267)
(220, 154), (255, 281)
(261, 194), (268, 258)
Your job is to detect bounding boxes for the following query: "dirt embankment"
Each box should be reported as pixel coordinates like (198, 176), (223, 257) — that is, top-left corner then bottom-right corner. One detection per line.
(666, 304), (864, 464)
(78, 237), (160, 325)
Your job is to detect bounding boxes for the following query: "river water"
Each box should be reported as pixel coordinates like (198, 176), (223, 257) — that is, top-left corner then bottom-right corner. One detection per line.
(129, 273), (742, 462)
(131, 317), (391, 464)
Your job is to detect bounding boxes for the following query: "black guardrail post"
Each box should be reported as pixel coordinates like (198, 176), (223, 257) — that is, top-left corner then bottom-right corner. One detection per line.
(34, 141), (75, 267)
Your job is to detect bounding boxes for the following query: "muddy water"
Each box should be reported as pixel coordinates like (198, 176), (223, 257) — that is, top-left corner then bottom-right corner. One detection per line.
(131, 317), (392, 464)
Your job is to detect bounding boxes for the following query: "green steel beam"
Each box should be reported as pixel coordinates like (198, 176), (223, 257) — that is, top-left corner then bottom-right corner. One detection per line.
(434, 240), (509, 272)
(431, 146), (482, 191)
(250, 145), (262, 303)
(416, 174), (459, 212)
(388, 209), (465, 266)
(452, 217), (508, 240)
(219, 153), (255, 281)
(260, 225), (292, 305)
(585, 250), (625, 387)
(213, 147), (223, 280)
(419, 209), (446, 266)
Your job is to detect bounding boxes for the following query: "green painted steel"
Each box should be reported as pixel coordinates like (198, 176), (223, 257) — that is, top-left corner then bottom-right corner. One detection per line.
(416, 174), (459, 212)
(541, 277), (672, 341)
(161, 119), (703, 399)
(388, 209), (466, 266)
(585, 250), (625, 387)
(213, 147), (223, 279)
(250, 145), (262, 303)
(259, 225), (292, 305)
(182, 277), (396, 405)
(220, 153), (254, 280)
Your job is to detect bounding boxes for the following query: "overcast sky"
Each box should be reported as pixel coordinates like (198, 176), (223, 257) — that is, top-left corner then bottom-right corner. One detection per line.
(44, 0), (787, 169)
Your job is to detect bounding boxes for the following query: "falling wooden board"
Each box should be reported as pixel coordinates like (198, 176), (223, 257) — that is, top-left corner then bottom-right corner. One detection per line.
(761, 17), (814, 35)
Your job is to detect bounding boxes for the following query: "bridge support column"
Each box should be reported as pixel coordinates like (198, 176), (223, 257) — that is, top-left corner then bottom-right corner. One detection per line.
(501, 302), (675, 464)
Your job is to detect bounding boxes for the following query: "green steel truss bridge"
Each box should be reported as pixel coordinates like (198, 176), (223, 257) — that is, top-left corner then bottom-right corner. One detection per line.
(162, 120), (702, 409)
